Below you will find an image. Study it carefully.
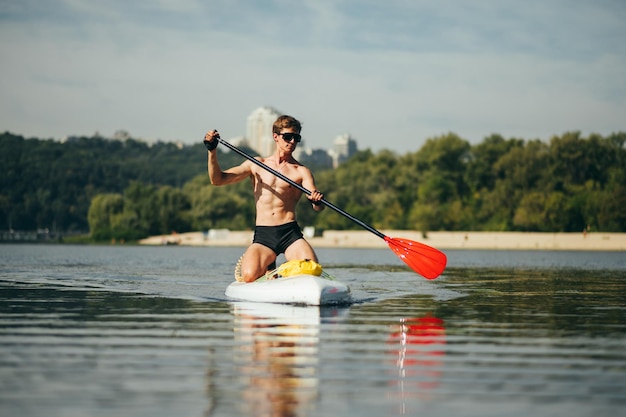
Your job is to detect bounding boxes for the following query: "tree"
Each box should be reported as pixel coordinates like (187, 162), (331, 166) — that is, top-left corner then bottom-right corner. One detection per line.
(155, 186), (191, 234)
(183, 175), (255, 231)
(87, 193), (124, 240)
(465, 134), (524, 192)
(408, 133), (471, 231)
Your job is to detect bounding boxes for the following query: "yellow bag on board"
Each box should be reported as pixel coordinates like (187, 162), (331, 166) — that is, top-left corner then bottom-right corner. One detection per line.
(278, 259), (323, 277)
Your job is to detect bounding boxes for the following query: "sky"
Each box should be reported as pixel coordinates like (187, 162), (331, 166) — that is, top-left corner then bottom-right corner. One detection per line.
(1, 0), (624, 153)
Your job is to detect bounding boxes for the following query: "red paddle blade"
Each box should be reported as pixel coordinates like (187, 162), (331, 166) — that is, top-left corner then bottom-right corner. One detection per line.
(384, 236), (447, 279)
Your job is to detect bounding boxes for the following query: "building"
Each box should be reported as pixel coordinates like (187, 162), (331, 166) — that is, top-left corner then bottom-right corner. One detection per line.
(330, 133), (358, 168)
(246, 106), (281, 156)
(293, 147), (334, 170)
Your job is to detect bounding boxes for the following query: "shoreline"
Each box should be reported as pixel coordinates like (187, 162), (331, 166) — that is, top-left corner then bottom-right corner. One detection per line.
(139, 230), (626, 251)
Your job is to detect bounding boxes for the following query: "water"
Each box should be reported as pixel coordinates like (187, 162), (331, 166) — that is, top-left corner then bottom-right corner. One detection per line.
(1, 244), (625, 417)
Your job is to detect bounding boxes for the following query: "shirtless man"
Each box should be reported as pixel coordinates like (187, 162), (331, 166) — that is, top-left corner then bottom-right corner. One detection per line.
(204, 115), (325, 282)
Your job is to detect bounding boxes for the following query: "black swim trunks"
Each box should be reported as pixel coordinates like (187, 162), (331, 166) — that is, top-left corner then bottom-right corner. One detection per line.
(253, 221), (304, 255)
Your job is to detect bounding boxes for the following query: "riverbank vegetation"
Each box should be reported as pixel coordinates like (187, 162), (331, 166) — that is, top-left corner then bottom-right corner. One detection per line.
(1, 130), (624, 241)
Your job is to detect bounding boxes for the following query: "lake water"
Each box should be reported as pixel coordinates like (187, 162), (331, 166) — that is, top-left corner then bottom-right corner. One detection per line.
(1, 244), (625, 417)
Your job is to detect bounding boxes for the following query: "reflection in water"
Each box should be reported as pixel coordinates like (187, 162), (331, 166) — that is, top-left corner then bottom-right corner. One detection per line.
(388, 316), (446, 415)
(231, 303), (327, 417)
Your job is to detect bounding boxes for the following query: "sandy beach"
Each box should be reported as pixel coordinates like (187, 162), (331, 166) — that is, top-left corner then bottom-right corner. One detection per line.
(139, 229), (626, 251)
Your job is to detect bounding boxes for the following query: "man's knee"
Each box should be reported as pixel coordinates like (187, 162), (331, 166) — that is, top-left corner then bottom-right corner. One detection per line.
(240, 255), (276, 282)
(241, 266), (261, 283)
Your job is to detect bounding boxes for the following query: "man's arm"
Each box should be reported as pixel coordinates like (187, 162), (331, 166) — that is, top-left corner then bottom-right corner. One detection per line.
(204, 131), (252, 185)
(301, 168), (325, 212)
(207, 149), (252, 186)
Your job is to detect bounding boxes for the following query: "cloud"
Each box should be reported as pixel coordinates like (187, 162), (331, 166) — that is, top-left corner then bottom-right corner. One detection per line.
(1, 0), (624, 152)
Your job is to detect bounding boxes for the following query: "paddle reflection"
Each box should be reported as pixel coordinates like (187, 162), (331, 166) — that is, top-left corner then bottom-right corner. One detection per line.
(232, 303), (325, 417)
(388, 316), (446, 414)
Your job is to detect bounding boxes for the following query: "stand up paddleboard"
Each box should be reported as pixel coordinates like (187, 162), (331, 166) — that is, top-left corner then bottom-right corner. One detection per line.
(225, 260), (352, 306)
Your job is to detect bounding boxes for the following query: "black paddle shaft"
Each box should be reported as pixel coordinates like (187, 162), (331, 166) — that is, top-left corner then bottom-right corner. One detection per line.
(216, 137), (387, 240)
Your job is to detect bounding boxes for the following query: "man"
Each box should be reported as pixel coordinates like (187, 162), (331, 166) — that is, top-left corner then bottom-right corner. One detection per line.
(204, 115), (325, 282)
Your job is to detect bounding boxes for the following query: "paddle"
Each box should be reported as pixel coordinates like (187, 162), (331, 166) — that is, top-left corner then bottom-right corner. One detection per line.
(212, 137), (447, 279)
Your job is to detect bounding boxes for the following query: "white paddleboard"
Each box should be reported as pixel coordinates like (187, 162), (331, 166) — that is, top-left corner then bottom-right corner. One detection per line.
(225, 274), (352, 306)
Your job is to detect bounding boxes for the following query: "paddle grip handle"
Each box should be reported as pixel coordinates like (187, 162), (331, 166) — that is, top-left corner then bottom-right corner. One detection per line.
(216, 137), (386, 240)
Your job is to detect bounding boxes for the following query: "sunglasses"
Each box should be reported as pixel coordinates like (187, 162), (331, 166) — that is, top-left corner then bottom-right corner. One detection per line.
(279, 132), (302, 143)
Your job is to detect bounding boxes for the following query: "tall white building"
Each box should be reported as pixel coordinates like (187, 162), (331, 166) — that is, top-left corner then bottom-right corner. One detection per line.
(246, 106), (281, 156)
(330, 133), (358, 168)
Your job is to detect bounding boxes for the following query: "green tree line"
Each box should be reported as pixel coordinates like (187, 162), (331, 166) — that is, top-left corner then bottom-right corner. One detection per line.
(0, 132), (247, 233)
(307, 131), (626, 233)
(2, 130), (624, 241)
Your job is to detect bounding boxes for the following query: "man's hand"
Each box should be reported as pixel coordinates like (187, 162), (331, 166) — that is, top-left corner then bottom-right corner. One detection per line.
(204, 130), (220, 151)
(308, 190), (324, 210)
